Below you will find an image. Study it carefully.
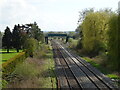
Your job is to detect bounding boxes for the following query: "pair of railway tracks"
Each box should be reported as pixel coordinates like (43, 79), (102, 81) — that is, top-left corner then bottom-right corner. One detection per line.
(52, 40), (118, 90)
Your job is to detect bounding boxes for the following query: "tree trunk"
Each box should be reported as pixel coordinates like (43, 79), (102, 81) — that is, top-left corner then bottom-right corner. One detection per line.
(17, 48), (19, 52)
(7, 48), (9, 53)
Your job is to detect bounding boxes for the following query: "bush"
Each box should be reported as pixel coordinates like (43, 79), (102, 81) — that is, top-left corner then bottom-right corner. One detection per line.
(68, 38), (78, 49)
(24, 38), (38, 57)
(12, 61), (39, 79)
(1, 79), (8, 88)
(34, 43), (50, 59)
(76, 39), (83, 49)
(2, 52), (27, 78)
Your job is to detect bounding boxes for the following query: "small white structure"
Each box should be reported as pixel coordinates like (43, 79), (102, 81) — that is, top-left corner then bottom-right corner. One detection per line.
(118, 1), (120, 14)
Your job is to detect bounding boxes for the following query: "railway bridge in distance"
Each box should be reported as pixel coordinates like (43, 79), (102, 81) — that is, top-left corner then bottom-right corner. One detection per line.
(45, 33), (74, 44)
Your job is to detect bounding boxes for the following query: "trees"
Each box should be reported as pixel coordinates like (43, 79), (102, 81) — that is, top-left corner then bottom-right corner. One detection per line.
(24, 38), (38, 57)
(77, 8), (119, 71)
(2, 22), (44, 55)
(80, 11), (109, 56)
(76, 8), (95, 50)
(0, 31), (2, 48)
(78, 8), (94, 24)
(79, 12), (110, 55)
(118, 15), (120, 72)
(2, 27), (12, 53)
(25, 22), (44, 42)
(107, 14), (120, 71)
(76, 25), (83, 49)
(12, 25), (21, 52)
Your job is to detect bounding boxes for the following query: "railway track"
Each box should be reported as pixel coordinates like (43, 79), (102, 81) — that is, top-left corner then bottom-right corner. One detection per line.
(52, 40), (118, 90)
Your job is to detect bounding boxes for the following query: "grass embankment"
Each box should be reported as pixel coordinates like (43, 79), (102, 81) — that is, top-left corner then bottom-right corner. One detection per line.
(66, 38), (120, 86)
(81, 57), (120, 86)
(0, 49), (23, 63)
(5, 43), (56, 88)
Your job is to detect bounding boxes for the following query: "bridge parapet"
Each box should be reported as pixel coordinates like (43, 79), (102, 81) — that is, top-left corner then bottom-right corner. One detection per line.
(45, 33), (69, 44)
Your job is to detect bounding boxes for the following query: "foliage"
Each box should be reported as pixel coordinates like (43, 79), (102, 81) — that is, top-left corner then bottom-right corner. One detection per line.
(2, 27), (12, 53)
(76, 8), (95, 50)
(75, 25), (83, 39)
(34, 43), (56, 88)
(118, 15), (120, 73)
(2, 52), (27, 78)
(6, 43), (56, 88)
(25, 22), (44, 42)
(76, 39), (83, 49)
(12, 24), (21, 52)
(68, 38), (78, 49)
(78, 8), (94, 24)
(75, 25), (83, 49)
(34, 43), (51, 59)
(1, 79), (8, 88)
(2, 22), (44, 52)
(81, 11), (110, 56)
(0, 31), (2, 48)
(13, 61), (39, 79)
(107, 74), (120, 79)
(76, 9), (120, 72)
(24, 38), (38, 57)
(107, 14), (120, 71)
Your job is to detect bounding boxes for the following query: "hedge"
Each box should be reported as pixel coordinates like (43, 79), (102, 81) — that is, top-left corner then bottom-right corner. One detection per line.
(2, 52), (27, 78)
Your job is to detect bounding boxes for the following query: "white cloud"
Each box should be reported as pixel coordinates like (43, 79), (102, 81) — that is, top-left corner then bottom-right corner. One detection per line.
(0, 0), (40, 31)
(0, 0), (78, 31)
(0, 0), (120, 32)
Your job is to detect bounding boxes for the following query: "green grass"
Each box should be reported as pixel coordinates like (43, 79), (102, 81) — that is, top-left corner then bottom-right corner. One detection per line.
(107, 74), (120, 79)
(82, 57), (108, 74)
(0, 49), (23, 63)
(81, 56), (120, 86)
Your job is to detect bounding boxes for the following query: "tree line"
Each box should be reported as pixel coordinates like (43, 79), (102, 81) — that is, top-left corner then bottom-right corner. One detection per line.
(2, 22), (44, 55)
(76, 8), (120, 72)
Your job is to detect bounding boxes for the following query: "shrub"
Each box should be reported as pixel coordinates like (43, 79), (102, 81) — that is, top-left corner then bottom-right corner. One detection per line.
(68, 38), (78, 49)
(23, 38), (38, 57)
(12, 61), (39, 79)
(1, 79), (8, 88)
(34, 43), (50, 59)
(76, 39), (83, 49)
(2, 52), (27, 78)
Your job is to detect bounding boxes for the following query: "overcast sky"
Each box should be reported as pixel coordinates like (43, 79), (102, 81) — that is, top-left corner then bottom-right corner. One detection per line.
(0, 0), (119, 32)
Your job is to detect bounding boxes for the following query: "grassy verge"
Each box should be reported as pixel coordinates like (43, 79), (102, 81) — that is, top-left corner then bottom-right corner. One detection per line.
(4, 43), (56, 88)
(81, 57), (107, 74)
(81, 56), (120, 86)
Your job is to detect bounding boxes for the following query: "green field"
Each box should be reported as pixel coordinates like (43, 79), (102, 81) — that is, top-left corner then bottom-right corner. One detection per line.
(0, 49), (23, 63)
